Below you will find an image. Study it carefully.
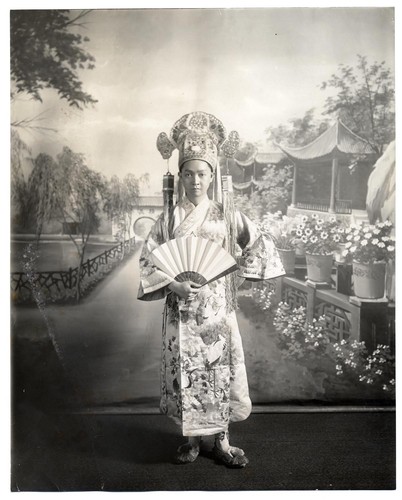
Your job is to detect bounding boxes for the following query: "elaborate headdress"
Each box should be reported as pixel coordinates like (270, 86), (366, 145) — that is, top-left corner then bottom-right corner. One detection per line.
(157, 111), (240, 199)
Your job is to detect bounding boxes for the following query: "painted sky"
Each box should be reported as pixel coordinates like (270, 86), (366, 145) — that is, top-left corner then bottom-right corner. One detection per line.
(11, 7), (395, 194)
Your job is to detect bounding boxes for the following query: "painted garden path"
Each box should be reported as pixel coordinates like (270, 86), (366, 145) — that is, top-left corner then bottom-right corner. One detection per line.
(14, 244), (165, 409)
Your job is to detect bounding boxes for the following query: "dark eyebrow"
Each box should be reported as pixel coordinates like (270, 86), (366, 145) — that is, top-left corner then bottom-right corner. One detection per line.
(183, 168), (210, 174)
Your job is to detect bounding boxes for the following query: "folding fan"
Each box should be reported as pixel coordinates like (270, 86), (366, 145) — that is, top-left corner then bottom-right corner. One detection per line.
(150, 236), (238, 286)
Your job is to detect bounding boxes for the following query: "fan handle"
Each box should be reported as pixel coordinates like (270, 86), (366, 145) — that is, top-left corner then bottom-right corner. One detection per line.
(175, 271), (207, 286)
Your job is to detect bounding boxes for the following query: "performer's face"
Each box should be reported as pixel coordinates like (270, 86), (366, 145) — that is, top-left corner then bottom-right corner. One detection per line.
(180, 160), (213, 205)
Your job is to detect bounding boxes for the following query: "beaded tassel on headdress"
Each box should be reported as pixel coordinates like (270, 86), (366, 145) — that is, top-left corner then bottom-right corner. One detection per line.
(221, 130), (240, 313)
(213, 160), (222, 203)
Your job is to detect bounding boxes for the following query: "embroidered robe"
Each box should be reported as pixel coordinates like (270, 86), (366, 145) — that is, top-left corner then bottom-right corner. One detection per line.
(138, 197), (285, 436)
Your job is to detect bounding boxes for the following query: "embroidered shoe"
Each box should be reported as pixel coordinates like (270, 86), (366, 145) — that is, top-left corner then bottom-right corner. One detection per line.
(175, 442), (200, 464)
(212, 445), (249, 468)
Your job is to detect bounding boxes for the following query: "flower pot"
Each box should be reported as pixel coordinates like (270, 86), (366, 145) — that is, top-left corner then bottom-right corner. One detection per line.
(305, 253), (333, 283)
(277, 248), (296, 275)
(334, 243), (347, 263)
(352, 261), (386, 299)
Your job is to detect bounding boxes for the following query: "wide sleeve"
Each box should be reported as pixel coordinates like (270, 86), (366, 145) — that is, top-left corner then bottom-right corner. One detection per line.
(235, 211), (285, 280)
(137, 215), (174, 301)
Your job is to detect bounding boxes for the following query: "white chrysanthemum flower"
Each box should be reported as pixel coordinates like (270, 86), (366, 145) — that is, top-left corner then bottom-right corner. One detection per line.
(305, 228), (312, 236)
(317, 218), (324, 224)
(354, 235), (360, 242)
(373, 229), (381, 235)
(301, 216), (308, 222)
(362, 226), (370, 233)
(361, 239), (368, 246)
(372, 238), (379, 245)
(382, 236), (390, 242)
(296, 229), (303, 236)
(312, 213), (318, 219)
(365, 233), (372, 239)
(301, 236), (308, 243)
(346, 234), (353, 241)
(310, 235), (318, 243)
(388, 245), (395, 252)
(350, 246), (357, 253)
(377, 242), (386, 248)
(321, 232), (328, 239)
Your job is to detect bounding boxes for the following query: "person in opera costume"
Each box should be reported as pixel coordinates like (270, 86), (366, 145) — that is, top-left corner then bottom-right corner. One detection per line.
(138, 111), (285, 467)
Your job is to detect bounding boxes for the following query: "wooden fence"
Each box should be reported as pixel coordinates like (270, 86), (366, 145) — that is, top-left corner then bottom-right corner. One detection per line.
(11, 237), (136, 304)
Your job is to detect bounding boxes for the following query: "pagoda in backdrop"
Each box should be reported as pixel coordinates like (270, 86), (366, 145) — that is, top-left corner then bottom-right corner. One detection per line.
(277, 119), (378, 222)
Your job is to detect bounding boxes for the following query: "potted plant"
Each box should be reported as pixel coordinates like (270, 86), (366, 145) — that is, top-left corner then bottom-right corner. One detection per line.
(296, 214), (339, 283)
(261, 211), (298, 275)
(342, 220), (395, 299)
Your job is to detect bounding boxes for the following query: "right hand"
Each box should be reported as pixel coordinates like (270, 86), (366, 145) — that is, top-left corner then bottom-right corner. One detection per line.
(168, 280), (202, 301)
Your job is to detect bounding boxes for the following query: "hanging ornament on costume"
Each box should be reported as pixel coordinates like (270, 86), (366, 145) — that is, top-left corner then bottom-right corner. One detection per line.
(157, 132), (176, 240)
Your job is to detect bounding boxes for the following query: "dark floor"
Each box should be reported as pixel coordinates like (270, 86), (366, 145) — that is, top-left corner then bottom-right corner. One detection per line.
(12, 409), (396, 491)
(11, 315), (396, 492)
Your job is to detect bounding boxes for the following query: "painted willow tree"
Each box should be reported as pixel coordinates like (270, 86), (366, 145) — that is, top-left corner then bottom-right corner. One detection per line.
(55, 147), (107, 300)
(27, 153), (61, 243)
(28, 147), (106, 300)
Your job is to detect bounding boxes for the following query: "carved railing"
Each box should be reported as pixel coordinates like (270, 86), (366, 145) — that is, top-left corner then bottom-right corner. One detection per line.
(255, 275), (394, 353)
(11, 237), (136, 304)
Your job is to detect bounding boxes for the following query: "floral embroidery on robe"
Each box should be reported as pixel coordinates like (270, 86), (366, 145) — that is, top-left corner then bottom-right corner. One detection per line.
(138, 197), (285, 436)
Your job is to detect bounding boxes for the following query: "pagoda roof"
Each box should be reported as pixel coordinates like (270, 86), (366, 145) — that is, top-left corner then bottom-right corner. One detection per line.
(234, 143), (286, 167)
(255, 150), (286, 165)
(276, 120), (377, 161)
